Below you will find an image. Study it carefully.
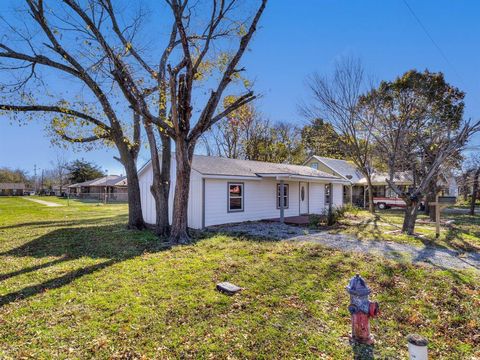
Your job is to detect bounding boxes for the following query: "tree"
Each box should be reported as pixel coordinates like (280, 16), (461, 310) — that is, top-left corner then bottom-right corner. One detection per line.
(0, 167), (29, 183)
(359, 70), (479, 234)
(0, 0), (267, 241)
(0, 0), (144, 229)
(301, 118), (347, 159)
(50, 155), (69, 194)
(301, 56), (377, 212)
(463, 154), (480, 216)
(66, 159), (104, 184)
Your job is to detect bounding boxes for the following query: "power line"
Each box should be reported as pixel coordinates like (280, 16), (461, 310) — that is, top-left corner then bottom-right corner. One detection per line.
(402, 0), (464, 84)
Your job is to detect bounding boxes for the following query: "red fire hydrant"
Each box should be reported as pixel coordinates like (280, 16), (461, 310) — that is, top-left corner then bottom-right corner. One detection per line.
(346, 274), (379, 345)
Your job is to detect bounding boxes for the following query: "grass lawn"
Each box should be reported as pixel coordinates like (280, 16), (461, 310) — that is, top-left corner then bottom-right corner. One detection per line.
(0, 197), (478, 359)
(333, 208), (480, 253)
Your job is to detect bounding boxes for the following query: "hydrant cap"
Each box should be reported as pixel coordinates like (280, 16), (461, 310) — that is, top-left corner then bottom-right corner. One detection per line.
(346, 274), (371, 296)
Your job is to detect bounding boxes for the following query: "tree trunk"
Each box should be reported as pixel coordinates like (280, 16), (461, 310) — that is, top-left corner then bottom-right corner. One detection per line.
(426, 182), (437, 222)
(469, 169), (480, 216)
(462, 172), (469, 201)
(365, 176), (375, 213)
(402, 200), (419, 235)
(119, 145), (145, 230)
(170, 137), (195, 244)
(145, 121), (171, 237)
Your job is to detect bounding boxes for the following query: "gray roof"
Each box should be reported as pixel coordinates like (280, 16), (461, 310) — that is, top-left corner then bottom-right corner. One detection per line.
(312, 156), (364, 183)
(191, 155), (342, 180)
(0, 183), (25, 190)
(69, 175), (127, 188)
(357, 172), (413, 185)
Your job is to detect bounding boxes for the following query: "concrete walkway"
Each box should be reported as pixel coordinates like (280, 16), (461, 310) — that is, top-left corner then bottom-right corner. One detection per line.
(212, 222), (480, 273)
(23, 197), (63, 207)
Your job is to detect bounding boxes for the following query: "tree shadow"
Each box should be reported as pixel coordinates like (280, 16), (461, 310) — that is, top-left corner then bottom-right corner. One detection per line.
(0, 220), (170, 308)
(0, 216), (126, 231)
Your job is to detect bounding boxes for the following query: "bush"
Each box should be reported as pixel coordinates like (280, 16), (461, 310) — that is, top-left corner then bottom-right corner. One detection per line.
(309, 205), (350, 228)
(342, 203), (361, 216)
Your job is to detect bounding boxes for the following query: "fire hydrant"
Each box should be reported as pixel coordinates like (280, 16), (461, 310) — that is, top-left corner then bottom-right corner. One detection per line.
(346, 274), (379, 345)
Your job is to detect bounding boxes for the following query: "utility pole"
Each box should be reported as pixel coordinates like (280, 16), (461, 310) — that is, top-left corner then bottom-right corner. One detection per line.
(33, 164), (37, 194)
(41, 169), (44, 195)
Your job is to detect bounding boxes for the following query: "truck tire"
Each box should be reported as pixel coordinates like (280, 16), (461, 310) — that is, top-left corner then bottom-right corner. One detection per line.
(377, 202), (387, 210)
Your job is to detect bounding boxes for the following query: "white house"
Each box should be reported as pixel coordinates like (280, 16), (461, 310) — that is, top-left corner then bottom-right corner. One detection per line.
(138, 155), (349, 229)
(304, 155), (458, 208)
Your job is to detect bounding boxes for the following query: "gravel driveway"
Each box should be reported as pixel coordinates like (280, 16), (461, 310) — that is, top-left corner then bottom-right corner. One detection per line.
(212, 222), (480, 273)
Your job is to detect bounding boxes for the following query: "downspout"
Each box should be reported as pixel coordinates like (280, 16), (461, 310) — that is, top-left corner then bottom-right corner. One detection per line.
(202, 178), (206, 229)
(280, 180), (285, 223)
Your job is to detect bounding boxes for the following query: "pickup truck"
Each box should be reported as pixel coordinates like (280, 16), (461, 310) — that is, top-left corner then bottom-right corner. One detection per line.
(373, 197), (425, 210)
(373, 197), (406, 210)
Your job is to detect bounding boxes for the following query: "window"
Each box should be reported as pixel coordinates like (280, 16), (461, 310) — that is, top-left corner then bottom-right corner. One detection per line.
(325, 184), (331, 206)
(228, 183), (244, 212)
(277, 183), (289, 209)
(311, 162), (319, 170)
(372, 186), (386, 198)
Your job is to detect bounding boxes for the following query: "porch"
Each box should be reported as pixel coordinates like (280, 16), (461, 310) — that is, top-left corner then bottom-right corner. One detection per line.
(267, 215), (310, 226)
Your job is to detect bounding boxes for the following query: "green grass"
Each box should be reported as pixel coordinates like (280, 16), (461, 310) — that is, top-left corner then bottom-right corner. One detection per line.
(0, 197), (479, 359)
(332, 208), (480, 253)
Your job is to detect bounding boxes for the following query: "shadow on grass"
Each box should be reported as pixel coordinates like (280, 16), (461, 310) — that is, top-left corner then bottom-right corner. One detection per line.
(0, 218), (174, 307)
(0, 215), (127, 231)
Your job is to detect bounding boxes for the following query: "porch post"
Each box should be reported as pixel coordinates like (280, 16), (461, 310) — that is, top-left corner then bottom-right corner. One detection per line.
(279, 180), (285, 223)
(350, 185), (353, 205)
(363, 185), (367, 209)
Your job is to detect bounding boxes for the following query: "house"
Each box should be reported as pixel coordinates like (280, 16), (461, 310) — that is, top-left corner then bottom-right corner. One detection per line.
(138, 155), (349, 229)
(68, 175), (128, 200)
(0, 183), (25, 196)
(305, 155), (457, 208)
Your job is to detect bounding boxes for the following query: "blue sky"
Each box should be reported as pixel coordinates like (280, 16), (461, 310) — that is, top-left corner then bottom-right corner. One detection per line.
(1, 0), (479, 176)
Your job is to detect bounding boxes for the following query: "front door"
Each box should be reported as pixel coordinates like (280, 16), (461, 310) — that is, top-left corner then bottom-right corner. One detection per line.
(299, 182), (309, 214)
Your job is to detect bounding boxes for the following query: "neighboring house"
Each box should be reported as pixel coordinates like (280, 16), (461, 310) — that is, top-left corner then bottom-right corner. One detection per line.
(138, 155), (349, 229)
(0, 183), (25, 196)
(68, 175), (128, 198)
(305, 155), (457, 208)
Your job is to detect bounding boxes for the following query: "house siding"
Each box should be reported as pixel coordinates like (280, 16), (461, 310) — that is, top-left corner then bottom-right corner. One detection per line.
(309, 183), (326, 214)
(138, 158), (345, 230)
(204, 179), (301, 227)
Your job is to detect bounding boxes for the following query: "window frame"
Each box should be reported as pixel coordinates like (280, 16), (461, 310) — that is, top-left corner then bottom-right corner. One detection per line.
(276, 183), (289, 209)
(310, 162), (319, 170)
(227, 182), (244, 213)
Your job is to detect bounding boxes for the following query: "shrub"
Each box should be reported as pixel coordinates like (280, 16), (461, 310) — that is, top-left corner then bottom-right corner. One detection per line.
(309, 205), (350, 228)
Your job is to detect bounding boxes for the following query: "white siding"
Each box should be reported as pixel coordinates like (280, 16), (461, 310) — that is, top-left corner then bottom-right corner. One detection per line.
(309, 183), (326, 214)
(204, 179), (300, 227)
(139, 159), (345, 229)
(138, 157), (203, 228)
(332, 183), (343, 208)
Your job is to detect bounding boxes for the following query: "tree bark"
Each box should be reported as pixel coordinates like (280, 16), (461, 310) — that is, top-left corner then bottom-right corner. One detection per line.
(118, 144), (145, 230)
(470, 169), (480, 216)
(462, 172), (469, 201)
(145, 120), (171, 236)
(425, 182), (437, 222)
(402, 200), (419, 235)
(365, 176), (375, 213)
(170, 137), (195, 244)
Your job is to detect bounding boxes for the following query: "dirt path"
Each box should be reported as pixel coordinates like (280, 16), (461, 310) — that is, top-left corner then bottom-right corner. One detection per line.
(23, 197), (63, 207)
(212, 222), (480, 273)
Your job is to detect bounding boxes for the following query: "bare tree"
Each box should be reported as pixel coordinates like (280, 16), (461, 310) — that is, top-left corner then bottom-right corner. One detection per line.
(0, 0), (144, 229)
(0, 0), (267, 241)
(463, 154), (480, 216)
(301, 56), (377, 212)
(360, 70), (479, 234)
(50, 154), (69, 195)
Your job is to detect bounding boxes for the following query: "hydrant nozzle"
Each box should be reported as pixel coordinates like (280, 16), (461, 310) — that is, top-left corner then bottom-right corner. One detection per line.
(346, 274), (379, 345)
